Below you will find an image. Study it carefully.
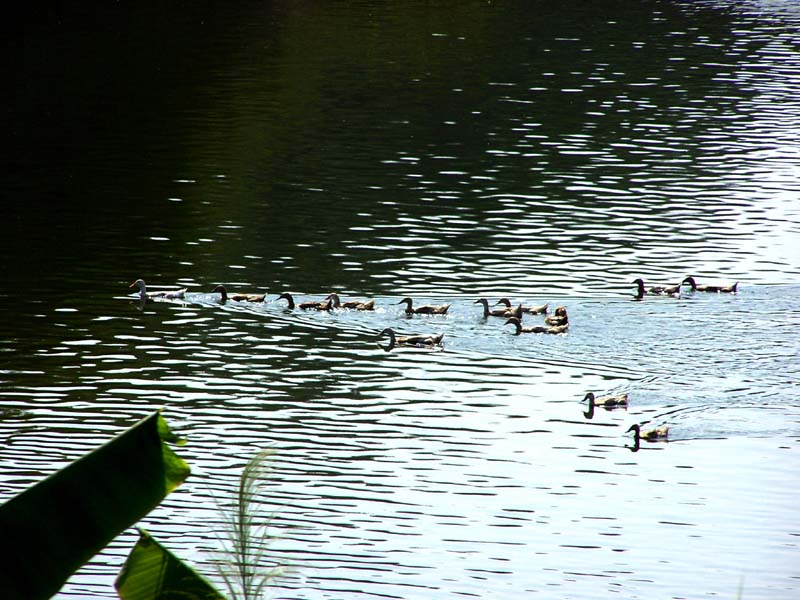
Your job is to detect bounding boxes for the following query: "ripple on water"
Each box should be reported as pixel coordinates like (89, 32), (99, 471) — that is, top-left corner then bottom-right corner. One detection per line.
(3, 2), (800, 598)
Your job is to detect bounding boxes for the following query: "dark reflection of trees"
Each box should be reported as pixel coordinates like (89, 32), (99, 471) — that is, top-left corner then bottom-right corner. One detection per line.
(4, 1), (744, 297)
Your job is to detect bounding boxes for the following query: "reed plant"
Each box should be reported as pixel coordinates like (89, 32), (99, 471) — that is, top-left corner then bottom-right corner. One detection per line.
(210, 448), (283, 600)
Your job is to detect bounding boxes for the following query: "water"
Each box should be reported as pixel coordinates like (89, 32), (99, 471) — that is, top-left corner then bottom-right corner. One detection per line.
(2, 1), (800, 598)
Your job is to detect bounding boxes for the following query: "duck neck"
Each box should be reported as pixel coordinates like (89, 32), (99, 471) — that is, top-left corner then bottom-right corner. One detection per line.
(382, 329), (397, 351)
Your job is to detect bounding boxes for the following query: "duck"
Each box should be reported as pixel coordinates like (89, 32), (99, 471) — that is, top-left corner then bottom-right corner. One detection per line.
(129, 279), (186, 301)
(544, 306), (569, 326)
(212, 285), (266, 303)
(584, 391), (628, 409)
(277, 292), (332, 311)
(474, 298), (521, 318)
(583, 391), (629, 419)
(377, 327), (444, 350)
(632, 278), (681, 299)
(627, 423), (669, 442)
(496, 297), (548, 315)
(397, 297), (450, 315)
(682, 276), (738, 293)
(328, 293), (375, 311)
(504, 317), (568, 335)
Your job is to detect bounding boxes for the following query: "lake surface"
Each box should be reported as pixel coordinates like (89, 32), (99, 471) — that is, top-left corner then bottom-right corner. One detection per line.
(2, 1), (800, 598)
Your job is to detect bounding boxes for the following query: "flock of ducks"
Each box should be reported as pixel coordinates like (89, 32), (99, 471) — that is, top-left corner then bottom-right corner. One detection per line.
(129, 274), (739, 447)
(129, 279), (571, 345)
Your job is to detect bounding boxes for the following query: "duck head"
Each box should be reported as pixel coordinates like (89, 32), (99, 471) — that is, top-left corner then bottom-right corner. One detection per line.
(211, 285), (228, 301)
(376, 327), (397, 351)
(129, 279), (147, 298)
(504, 317), (522, 334)
(583, 393), (596, 419)
(327, 292), (341, 307)
(632, 278), (646, 299)
(277, 292), (295, 308)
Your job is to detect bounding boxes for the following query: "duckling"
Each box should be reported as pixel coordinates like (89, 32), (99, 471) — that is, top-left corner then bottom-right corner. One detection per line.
(627, 423), (669, 442)
(504, 317), (568, 335)
(328, 293), (375, 311)
(496, 297), (548, 315)
(129, 279), (186, 302)
(277, 292), (332, 311)
(682, 276), (738, 293)
(632, 278), (681, 299)
(212, 285), (266, 303)
(377, 327), (444, 350)
(544, 306), (569, 326)
(398, 297), (450, 315)
(474, 298), (521, 318)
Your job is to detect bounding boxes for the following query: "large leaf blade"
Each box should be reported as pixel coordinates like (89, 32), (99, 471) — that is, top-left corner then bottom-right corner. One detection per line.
(0, 411), (190, 600)
(115, 528), (226, 600)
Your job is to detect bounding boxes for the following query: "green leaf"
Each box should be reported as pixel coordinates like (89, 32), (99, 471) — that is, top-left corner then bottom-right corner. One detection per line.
(0, 411), (190, 600)
(115, 529), (226, 600)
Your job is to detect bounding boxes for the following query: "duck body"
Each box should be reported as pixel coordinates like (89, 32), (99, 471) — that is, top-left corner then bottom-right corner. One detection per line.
(130, 279), (186, 301)
(497, 297), (548, 315)
(301, 297), (333, 310)
(328, 293), (375, 311)
(544, 306), (569, 326)
(504, 317), (568, 335)
(632, 278), (680, 299)
(475, 298), (520, 318)
(627, 423), (669, 441)
(655, 282), (682, 296)
(377, 327), (444, 349)
(278, 292), (332, 311)
(212, 285), (266, 302)
(682, 276), (738, 293)
(398, 297), (450, 315)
